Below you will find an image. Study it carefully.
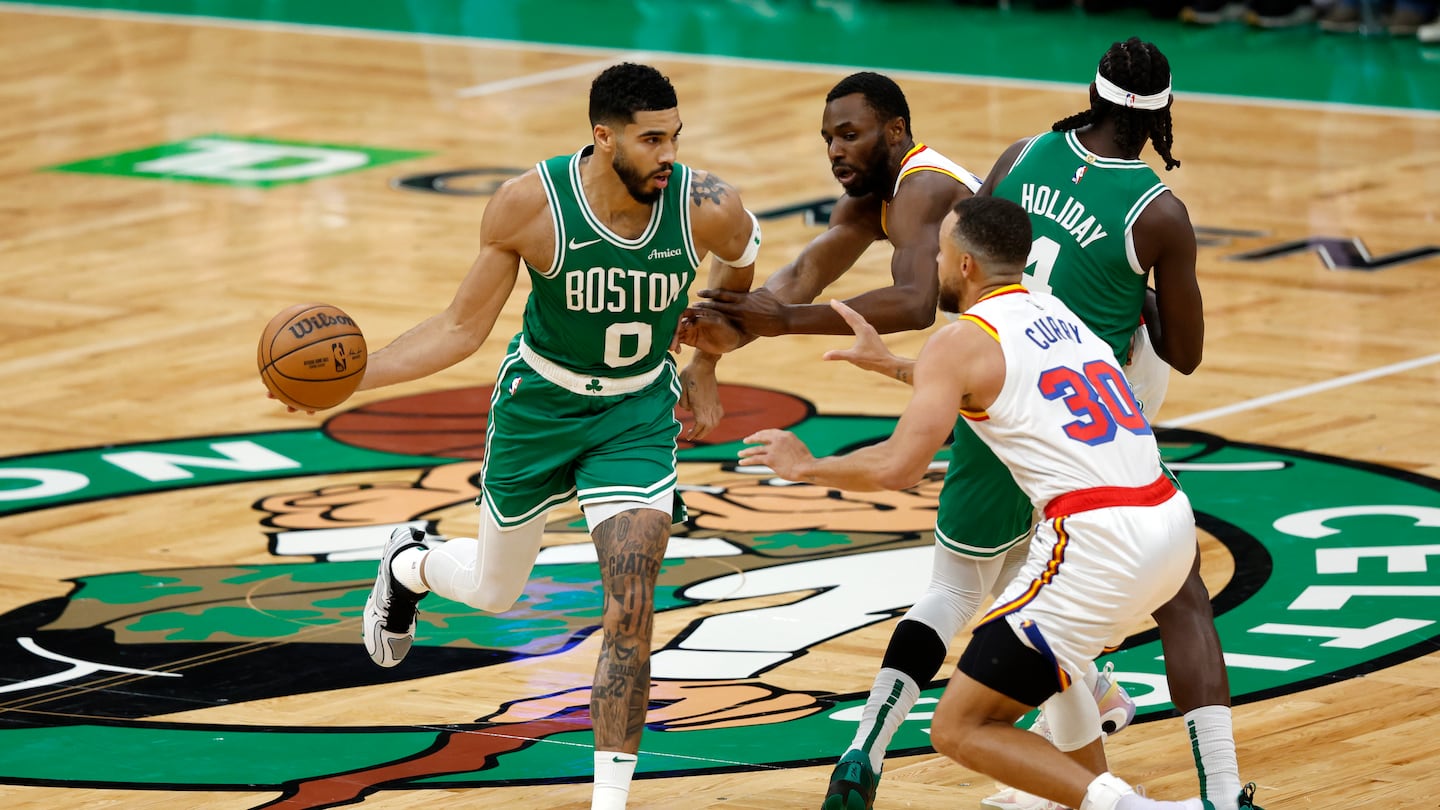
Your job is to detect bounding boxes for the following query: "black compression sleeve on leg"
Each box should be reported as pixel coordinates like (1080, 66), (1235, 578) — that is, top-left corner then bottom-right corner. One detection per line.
(880, 619), (949, 684)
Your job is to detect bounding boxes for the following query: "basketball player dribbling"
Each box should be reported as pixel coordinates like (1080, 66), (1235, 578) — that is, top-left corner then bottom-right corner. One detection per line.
(332, 63), (762, 810)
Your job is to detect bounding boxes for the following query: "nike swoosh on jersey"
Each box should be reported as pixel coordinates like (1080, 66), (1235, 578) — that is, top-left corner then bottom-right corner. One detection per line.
(568, 237), (602, 250)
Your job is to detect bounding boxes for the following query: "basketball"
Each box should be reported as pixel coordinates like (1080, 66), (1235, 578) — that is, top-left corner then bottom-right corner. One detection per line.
(257, 303), (367, 412)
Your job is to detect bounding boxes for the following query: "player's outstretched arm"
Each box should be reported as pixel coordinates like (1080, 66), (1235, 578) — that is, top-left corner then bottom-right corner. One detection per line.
(694, 193), (881, 338)
(733, 172), (960, 336)
(1134, 193), (1203, 374)
(740, 323), (978, 490)
(821, 299), (916, 385)
(357, 175), (534, 391)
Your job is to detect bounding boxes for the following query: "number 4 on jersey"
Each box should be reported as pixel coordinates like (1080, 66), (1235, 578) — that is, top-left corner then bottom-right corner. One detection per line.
(1025, 235), (1062, 295)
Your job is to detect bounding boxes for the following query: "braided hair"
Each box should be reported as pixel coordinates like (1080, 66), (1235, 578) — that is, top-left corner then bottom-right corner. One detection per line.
(1053, 38), (1180, 171)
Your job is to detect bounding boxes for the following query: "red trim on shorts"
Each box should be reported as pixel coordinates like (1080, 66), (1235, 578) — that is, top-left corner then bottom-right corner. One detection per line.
(1043, 475), (1176, 520)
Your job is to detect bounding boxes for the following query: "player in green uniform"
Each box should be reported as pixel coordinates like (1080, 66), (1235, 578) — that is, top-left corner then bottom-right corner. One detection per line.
(974, 38), (1254, 810)
(347, 63), (761, 810)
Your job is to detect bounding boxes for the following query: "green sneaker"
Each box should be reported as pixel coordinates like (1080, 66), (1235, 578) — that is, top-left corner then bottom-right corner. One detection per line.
(1238, 782), (1264, 809)
(820, 750), (880, 810)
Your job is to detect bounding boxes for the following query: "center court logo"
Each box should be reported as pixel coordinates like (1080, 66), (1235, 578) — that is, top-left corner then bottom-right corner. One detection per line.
(0, 385), (1436, 805)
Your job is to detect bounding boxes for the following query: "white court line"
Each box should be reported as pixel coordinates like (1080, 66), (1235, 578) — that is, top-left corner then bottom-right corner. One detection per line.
(456, 52), (650, 97)
(1162, 352), (1440, 428)
(3, 1), (1438, 119)
(412, 722), (792, 770)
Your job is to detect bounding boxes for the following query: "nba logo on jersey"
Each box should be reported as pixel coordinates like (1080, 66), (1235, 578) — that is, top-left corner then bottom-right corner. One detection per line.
(1071, 166), (1088, 185)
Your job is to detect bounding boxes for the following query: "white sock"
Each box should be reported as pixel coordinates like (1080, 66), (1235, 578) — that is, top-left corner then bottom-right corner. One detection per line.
(390, 546), (430, 594)
(1080, 772), (1135, 810)
(592, 750), (637, 810)
(847, 668), (920, 773)
(1185, 705), (1240, 810)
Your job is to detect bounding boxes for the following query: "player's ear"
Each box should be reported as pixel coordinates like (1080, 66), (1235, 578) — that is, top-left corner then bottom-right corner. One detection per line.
(886, 116), (906, 145)
(593, 122), (616, 151)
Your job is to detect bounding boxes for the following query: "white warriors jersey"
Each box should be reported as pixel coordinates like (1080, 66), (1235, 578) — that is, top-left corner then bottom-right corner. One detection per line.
(958, 285), (1165, 512)
(882, 143), (982, 236)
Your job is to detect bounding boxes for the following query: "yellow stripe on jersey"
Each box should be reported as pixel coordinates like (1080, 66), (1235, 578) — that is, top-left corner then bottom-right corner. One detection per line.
(960, 407), (989, 421)
(977, 517), (1071, 625)
(898, 165), (965, 185)
(959, 314), (1000, 342)
(976, 283), (1028, 303)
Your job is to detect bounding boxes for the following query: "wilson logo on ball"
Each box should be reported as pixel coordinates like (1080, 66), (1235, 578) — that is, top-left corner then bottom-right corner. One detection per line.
(258, 303), (367, 412)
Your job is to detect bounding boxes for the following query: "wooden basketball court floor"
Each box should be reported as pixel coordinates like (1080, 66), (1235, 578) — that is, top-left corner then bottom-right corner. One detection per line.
(2, 4), (1439, 808)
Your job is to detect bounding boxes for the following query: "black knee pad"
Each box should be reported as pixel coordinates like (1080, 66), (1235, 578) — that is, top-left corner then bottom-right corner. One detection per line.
(958, 619), (1062, 707)
(880, 620), (949, 683)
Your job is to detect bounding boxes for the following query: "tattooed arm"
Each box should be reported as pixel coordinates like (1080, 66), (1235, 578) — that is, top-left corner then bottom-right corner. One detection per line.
(677, 170), (758, 439)
(689, 170), (757, 294)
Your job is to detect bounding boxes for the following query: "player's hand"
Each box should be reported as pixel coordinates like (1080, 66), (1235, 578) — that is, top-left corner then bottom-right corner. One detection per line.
(738, 429), (813, 481)
(674, 307), (745, 355)
(821, 299), (904, 377)
(679, 357), (723, 441)
(266, 390), (316, 415)
(695, 287), (788, 337)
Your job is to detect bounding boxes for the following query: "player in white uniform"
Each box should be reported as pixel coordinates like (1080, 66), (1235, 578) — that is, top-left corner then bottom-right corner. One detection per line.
(679, 73), (1123, 810)
(741, 195), (1202, 810)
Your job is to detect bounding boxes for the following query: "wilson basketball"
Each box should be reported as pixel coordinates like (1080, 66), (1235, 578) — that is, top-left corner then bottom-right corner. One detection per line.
(257, 303), (367, 411)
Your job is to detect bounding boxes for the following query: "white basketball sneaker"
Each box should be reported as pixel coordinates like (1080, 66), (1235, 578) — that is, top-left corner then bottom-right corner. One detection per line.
(1092, 661), (1137, 736)
(362, 527), (426, 667)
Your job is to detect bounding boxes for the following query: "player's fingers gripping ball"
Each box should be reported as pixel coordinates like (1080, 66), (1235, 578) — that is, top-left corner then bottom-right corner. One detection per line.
(257, 303), (367, 412)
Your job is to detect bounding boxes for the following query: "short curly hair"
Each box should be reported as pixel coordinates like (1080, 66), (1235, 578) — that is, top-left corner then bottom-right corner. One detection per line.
(589, 63), (678, 127)
(826, 71), (911, 135)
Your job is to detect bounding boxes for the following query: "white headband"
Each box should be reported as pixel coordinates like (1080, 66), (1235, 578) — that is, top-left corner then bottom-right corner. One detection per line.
(1094, 71), (1171, 111)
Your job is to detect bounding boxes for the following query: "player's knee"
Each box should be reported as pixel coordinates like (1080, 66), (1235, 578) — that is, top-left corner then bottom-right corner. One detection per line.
(470, 587), (525, 615)
(1154, 563), (1213, 621)
(601, 575), (657, 630)
(928, 705), (978, 766)
(426, 537), (526, 613)
(928, 716), (963, 761)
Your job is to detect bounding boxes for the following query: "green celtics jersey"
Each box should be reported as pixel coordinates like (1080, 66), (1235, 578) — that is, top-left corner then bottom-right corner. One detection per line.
(994, 130), (1169, 362)
(524, 146), (702, 377)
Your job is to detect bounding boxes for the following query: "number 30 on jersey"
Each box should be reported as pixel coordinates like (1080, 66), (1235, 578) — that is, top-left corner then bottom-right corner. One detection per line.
(1038, 360), (1151, 446)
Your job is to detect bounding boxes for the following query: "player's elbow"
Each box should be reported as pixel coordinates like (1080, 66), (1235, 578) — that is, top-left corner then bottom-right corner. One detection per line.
(1169, 345), (1202, 375)
(908, 307), (937, 330)
(894, 297), (936, 331)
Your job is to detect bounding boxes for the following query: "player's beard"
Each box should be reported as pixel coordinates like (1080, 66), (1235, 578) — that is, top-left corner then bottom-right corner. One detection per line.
(842, 139), (892, 198)
(614, 149), (666, 204)
(938, 280), (962, 316)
